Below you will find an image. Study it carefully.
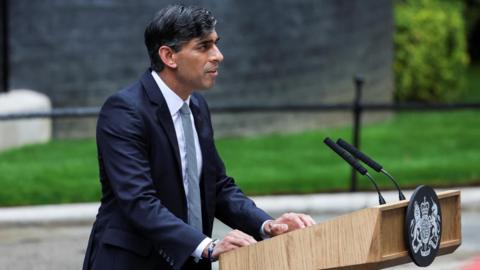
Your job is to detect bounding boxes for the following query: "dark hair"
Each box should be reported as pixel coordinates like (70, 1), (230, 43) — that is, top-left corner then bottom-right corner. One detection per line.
(144, 5), (217, 71)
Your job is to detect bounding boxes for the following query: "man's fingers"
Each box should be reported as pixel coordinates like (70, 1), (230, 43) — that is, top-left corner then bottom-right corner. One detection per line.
(224, 237), (249, 247)
(222, 230), (257, 248)
(229, 229), (257, 244)
(287, 213), (306, 229)
(270, 223), (288, 235)
(213, 230), (256, 258)
(298, 214), (316, 227)
(213, 242), (238, 258)
(264, 213), (317, 238)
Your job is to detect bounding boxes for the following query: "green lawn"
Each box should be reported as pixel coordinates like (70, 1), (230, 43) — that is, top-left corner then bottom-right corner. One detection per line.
(219, 110), (480, 194)
(0, 140), (99, 206)
(0, 110), (479, 206)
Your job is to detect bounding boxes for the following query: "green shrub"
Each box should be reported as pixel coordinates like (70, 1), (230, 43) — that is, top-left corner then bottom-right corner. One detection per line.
(394, 0), (469, 102)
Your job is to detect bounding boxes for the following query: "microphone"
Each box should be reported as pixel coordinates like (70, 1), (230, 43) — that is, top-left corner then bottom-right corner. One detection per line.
(323, 137), (386, 205)
(336, 138), (406, 201)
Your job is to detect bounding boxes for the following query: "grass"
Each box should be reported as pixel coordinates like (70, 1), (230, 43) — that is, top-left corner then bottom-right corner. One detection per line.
(0, 110), (479, 206)
(0, 140), (99, 206)
(219, 110), (480, 194)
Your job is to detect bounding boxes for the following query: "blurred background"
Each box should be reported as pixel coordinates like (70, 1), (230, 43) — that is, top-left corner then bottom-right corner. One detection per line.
(1, 0), (479, 204)
(0, 0), (479, 269)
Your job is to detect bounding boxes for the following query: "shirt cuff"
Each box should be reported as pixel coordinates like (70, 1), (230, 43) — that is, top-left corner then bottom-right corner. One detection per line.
(192, 237), (212, 259)
(260, 219), (273, 239)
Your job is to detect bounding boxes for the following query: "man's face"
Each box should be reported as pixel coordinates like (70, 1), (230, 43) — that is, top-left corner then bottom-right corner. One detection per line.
(173, 31), (224, 91)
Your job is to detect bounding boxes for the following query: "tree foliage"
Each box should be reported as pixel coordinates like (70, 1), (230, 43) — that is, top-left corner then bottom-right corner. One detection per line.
(394, 0), (469, 102)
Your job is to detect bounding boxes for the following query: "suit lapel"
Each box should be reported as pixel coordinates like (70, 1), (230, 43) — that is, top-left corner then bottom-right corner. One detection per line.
(140, 71), (183, 180)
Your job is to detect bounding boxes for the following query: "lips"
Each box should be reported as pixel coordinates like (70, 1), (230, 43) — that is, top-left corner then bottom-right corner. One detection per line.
(206, 69), (218, 76)
(206, 64), (219, 71)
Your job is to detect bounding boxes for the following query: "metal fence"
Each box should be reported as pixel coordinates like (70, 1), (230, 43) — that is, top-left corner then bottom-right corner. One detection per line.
(1, 77), (480, 191)
(1, 0), (9, 93)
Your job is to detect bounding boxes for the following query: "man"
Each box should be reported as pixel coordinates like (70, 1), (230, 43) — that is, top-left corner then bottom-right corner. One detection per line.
(83, 5), (315, 270)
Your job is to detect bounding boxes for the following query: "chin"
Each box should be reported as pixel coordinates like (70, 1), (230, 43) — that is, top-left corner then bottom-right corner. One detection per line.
(198, 82), (216, 90)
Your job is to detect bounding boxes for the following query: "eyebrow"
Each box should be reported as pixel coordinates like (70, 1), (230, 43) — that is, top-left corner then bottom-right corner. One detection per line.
(197, 36), (220, 46)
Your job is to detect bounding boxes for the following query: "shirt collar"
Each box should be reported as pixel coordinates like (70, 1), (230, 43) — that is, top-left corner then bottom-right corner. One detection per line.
(151, 70), (190, 116)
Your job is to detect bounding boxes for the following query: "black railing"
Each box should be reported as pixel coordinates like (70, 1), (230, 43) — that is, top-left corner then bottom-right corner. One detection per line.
(0, 107), (100, 120)
(1, 81), (480, 191)
(1, 0), (9, 93)
(2, 101), (479, 121)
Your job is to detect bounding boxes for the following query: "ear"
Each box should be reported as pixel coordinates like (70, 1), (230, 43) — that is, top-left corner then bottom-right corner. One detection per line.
(158, 46), (178, 69)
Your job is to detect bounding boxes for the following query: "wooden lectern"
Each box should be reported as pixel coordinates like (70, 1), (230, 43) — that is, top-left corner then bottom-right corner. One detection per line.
(219, 190), (461, 270)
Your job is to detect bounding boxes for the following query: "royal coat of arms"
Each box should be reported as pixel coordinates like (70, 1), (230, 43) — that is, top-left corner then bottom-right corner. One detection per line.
(409, 197), (441, 256)
(405, 185), (442, 266)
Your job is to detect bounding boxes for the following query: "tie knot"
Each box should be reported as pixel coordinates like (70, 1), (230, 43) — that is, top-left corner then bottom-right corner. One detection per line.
(180, 103), (191, 115)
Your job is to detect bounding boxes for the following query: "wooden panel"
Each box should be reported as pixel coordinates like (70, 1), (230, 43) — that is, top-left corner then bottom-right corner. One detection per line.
(219, 190), (461, 270)
(313, 209), (378, 268)
(377, 190), (461, 263)
(438, 192), (461, 244)
(219, 209), (380, 270)
(380, 207), (407, 258)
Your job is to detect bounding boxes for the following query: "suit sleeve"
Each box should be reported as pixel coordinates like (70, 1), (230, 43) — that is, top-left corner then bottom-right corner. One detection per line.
(97, 94), (205, 269)
(213, 147), (273, 240)
(196, 95), (273, 239)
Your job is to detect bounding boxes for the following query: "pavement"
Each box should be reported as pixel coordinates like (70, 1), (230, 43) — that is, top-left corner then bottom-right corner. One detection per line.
(0, 186), (478, 226)
(0, 186), (479, 270)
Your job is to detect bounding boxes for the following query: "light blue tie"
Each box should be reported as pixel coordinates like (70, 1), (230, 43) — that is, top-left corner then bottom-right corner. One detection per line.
(179, 103), (203, 231)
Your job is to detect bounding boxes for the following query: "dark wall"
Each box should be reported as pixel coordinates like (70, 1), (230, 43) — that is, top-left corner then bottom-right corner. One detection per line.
(8, 0), (393, 137)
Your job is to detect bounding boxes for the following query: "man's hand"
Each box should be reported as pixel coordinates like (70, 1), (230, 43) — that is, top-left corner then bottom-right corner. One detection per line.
(264, 212), (316, 237)
(202, 229), (257, 260)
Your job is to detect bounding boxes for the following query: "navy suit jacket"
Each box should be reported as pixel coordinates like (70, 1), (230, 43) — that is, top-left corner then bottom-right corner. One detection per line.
(83, 71), (272, 270)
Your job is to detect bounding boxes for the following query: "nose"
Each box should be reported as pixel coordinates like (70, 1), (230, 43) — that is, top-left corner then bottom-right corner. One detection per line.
(211, 44), (224, 63)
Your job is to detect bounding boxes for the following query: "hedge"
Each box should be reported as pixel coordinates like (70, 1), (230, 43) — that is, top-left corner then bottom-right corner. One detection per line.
(394, 0), (469, 102)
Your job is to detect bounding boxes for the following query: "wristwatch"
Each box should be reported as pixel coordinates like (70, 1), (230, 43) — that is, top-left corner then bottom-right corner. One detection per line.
(207, 239), (219, 262)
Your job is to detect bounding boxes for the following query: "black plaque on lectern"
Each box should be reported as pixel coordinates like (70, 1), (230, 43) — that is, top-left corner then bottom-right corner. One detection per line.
(405, 185), (442, 267)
